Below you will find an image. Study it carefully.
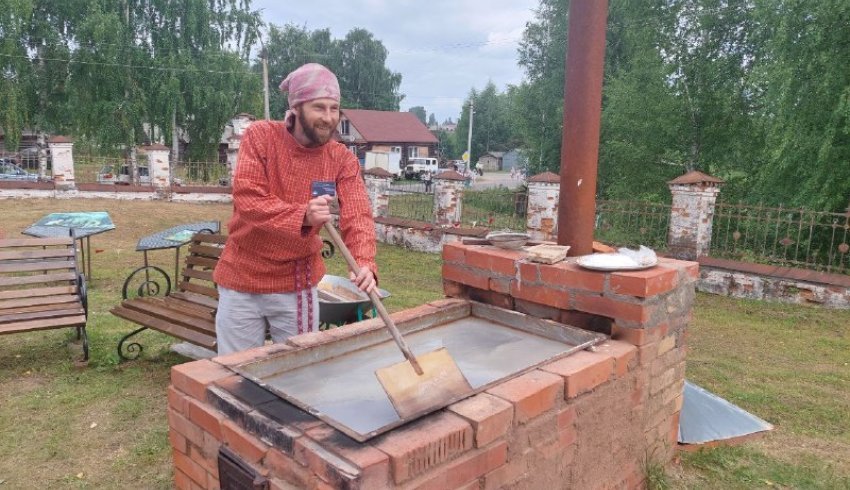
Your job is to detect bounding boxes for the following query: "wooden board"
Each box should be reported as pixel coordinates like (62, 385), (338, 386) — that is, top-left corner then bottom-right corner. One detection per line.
(525, 244), (570, 264)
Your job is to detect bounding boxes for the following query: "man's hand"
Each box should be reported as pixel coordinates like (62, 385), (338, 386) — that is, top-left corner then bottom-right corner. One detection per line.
(304, 195), (333, 227)
(349, 267), (377, 294)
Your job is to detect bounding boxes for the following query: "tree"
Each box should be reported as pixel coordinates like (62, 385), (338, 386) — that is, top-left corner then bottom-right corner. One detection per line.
(514, 0), (569, 176)
(408, 106), (427, 125)
(2, 0), (262, 165)
(428, 113), (438, 127)
(451, 83), (517, 167)
(752, 0), (850, 210)
(262, 25), (403, 114)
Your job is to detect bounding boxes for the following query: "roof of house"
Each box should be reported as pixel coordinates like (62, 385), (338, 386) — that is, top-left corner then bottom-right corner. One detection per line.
(481, 151), (505, 159)
(342, 109), (438, 144)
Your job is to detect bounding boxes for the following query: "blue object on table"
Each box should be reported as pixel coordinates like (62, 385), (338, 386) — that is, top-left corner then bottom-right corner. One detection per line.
(25, 211), (115, 239)
(23, 211), (115, 282)
(135, 221), (221, 283)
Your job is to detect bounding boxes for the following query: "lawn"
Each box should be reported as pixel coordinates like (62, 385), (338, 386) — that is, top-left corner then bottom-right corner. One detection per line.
(1, 198), (848, 489)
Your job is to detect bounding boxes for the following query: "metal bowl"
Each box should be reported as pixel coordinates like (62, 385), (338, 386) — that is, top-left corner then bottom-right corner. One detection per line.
(485, 231), (530, 250)
(318, 275), (390, 326)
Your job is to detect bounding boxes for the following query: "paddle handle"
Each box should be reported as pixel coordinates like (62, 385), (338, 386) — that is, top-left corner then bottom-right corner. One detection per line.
(322, 222), (424, 375)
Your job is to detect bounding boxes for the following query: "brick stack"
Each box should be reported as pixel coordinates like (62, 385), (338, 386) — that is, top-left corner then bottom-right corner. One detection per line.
(167, 244), (697, 489)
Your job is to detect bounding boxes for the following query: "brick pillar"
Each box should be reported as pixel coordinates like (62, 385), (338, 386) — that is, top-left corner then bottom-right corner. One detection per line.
(143, 144), (171, 190)
(364, 167), (394, 218)
(434, 170), (466, 226)
(526, 171), (561, 241)
(667, 170), (724, 260)
(48, 136), (75, 190)
(37, 132), (49, 181)
(227, 135), (241, 182)
(442, 242), (699, 469)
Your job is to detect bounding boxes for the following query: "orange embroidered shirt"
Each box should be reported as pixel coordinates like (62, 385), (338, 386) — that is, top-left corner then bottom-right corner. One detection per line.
(214, 120), (377, 293)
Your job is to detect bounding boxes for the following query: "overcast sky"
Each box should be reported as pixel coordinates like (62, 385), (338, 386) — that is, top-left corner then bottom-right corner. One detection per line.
(252, 1), (540, 123)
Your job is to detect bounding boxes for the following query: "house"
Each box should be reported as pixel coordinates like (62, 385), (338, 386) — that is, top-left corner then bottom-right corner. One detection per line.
(336, 109), (438, 165)
(477, 151), (505, 171)
(501, 149), (527, 172)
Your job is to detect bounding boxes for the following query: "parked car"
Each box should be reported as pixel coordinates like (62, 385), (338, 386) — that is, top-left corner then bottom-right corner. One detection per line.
(97, 164), (151, 185)
(0, 158), (39, 181)
(404, 157), (439, 180)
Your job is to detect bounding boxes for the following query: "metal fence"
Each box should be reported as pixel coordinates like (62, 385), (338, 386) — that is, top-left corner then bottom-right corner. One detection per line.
(74, 154), (127, 184)
(711, 202), (850, 274)
(387, 181), (434, 222)
(0, 147), (47, 174)
(172, 160), (230, 186)
(594, 199), (672, 250)
(461, 188), (527, 231)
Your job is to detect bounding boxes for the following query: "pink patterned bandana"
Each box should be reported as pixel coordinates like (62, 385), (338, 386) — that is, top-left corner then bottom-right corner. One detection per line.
(279, 63), (341, 108)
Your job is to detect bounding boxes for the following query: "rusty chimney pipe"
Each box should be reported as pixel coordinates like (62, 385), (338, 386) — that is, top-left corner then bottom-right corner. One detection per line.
(557, 0), (609, 256)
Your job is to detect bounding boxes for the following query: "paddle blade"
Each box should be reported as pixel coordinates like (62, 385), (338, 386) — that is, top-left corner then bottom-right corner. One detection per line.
(375, 347), (473, 419)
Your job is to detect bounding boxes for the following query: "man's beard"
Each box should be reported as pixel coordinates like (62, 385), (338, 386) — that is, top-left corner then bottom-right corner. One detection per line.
(297, 110), (336, 147)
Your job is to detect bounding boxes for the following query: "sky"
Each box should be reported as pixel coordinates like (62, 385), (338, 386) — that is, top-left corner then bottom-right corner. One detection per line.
(251, 0), (540, 123)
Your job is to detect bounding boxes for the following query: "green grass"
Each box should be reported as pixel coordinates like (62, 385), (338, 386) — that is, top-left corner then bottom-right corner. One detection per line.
(676, 294), (850, 489)
(1, 198), (848, 488)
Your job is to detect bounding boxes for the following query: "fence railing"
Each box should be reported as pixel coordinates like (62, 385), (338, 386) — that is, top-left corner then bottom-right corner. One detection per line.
(595, 199), (672, 250)
(387, 182), (433, 222)
(0, 148), (48, 174)
(461, 188), (527, 231)
(711, 202), (850, 274)
(74, 155), (128, 184)
(172, 160), (230, 186)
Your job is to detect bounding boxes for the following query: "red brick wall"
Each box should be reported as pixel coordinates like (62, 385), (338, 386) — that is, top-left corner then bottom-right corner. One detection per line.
(166, 244), (697, 489)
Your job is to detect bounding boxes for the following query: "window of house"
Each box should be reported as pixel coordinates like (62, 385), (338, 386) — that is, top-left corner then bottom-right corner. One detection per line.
(390, 146), (401, 153)
(348, 145), (357, 155)
(408, 146), (419, 158)
(340, 120), (350, 136)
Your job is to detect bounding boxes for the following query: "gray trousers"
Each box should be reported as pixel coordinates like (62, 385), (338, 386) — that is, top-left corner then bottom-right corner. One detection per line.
(215, 286), (319, 355)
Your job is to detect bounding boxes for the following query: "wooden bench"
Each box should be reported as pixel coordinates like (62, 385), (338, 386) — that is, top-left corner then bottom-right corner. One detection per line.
(111, 232), (225, 359)
(0, 236), (89, 361)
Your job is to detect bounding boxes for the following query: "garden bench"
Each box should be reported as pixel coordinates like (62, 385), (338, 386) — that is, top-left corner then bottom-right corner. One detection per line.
(0, 236), (89, 360)
(111, 232), (225, 359)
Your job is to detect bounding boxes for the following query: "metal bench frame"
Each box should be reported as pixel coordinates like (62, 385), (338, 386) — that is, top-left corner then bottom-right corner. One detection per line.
(112, 232), (225, 360)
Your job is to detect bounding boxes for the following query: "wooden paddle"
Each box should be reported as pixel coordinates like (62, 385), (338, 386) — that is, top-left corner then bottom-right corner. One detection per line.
(322, 222), (472, 418)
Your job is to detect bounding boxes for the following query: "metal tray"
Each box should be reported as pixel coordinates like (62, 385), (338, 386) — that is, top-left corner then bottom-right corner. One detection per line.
(231, 301), (605, 442)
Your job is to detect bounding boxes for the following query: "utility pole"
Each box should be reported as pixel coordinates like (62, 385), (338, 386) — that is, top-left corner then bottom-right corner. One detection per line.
(261, 47), (270, 120)
(466, 99), (474, 169)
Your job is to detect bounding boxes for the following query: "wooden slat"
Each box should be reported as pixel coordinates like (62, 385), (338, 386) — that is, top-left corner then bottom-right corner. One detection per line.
(0, 272), (77, 288)
(0, 237), (73, 248)
(0, 294), (80, 311)
(122, 298), (215, 334)
(0, 286), (76, 301)
(182, 268), (214, 282)
(184, 255), (218, 269)
(179, 281), (219, 299)
(0, 307), (85, 324)
(188, 244), (223, 258)
(192, 233), (227, 245)
(163, 297), (216, 319)
(0, 303), (82, 315)
(111, 306), (216, 350)
(0, 248), (74, 261)
(0, 260), (75, 274)
(169, 291), (219, 310)
(0, 315), (86, 335)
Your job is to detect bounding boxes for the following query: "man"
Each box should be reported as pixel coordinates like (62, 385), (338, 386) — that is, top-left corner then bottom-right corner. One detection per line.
(423, 170), (432, 193)
(213, 63), (378, 355)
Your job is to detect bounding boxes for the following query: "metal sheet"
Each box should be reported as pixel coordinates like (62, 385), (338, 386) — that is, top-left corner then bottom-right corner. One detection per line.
(678, 380), (774, 445)
(236, 310), (602, 441)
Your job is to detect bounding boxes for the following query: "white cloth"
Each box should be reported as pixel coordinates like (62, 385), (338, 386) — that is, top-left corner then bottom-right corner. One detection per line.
(215, 285), (319, 355)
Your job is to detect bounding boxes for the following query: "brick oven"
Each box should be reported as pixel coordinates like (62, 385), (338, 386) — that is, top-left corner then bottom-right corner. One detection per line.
(168, 242), (696, 489)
